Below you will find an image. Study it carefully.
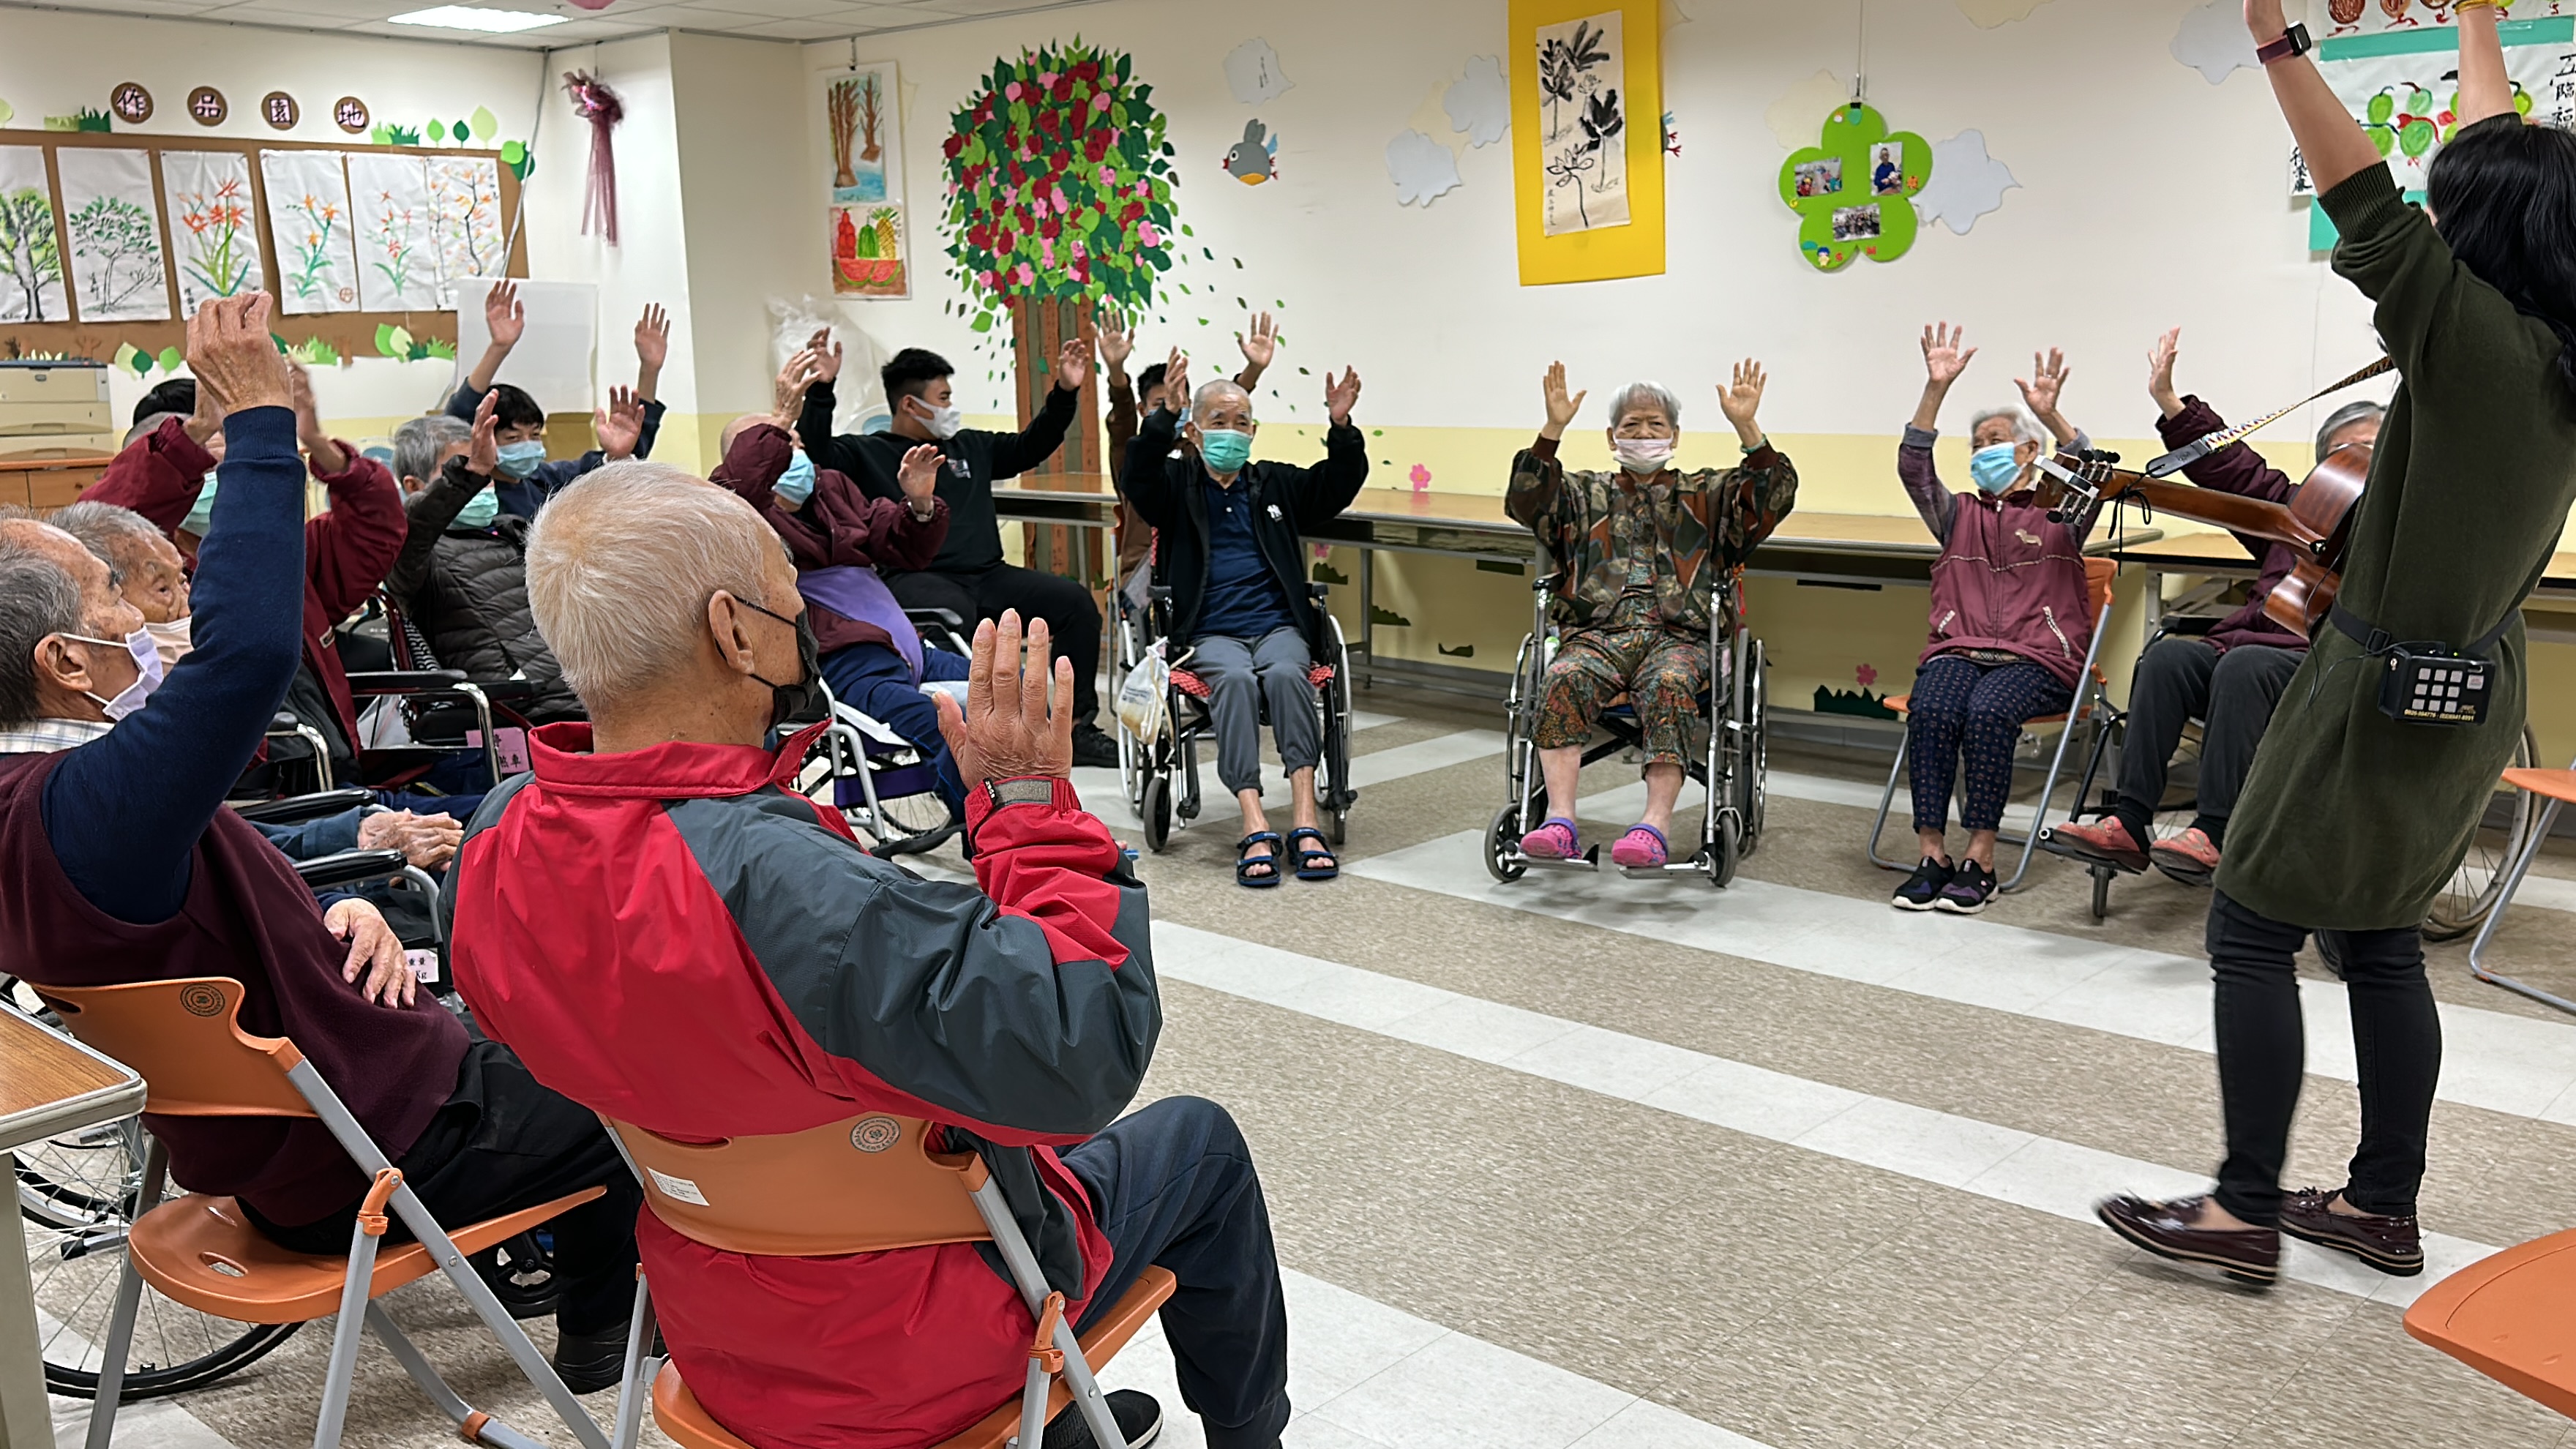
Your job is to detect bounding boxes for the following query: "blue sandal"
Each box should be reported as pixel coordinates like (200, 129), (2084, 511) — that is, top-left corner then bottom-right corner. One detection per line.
(1236, 831), (1284, 888)
(1288, 826), (1339, 882)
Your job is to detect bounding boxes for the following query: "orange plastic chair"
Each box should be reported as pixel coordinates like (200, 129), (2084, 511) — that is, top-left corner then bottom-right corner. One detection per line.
(36, 978), (634, 1449)
(2404, 1227), (2576, 1420)
(1866, 557), (2121, 889)
(602, 1113), (1177, 1449)
(2463, 764), (2576, 1016)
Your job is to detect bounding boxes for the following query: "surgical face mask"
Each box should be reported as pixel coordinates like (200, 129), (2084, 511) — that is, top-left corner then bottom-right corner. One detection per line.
(64, 627), (165, 721)
(493, 439), (548, 480)
(454, 487), (501, 530)
(1612, 436), (1675, 474)
(1197, 427), (1254, 474)
(183, 471), (218, 537)
(774, 451), (817, 507)
(1969, 443), (2024, 495)
(742, 599), (828, 730)
(144, 615), (194, 669)
(910, 397), (964, 441)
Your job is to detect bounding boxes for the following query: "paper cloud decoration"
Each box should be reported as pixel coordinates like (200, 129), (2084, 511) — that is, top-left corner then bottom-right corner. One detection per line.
(1445, 56), (1510, 147)
(1387, 128), (1463, 206)
(2171, 0), (2259, 86)
(1914, 129), (2018, 235)
(1224, 39), (1294, 105)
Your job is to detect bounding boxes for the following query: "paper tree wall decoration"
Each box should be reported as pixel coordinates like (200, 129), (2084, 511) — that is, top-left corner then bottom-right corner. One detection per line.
(1775, 102), (1930, 272)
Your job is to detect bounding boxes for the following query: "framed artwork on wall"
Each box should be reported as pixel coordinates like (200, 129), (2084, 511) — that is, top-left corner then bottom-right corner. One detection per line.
(1510, 0), (1665, 285)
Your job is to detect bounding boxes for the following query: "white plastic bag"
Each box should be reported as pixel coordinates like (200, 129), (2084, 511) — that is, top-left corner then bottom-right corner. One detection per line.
(767, 295), (893, 435)
(1115, 642), (1171, 749)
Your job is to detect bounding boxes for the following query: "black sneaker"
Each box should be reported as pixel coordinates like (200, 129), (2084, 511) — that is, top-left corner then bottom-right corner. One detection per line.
(1043, 1388), (1162, 1448)
(1935, 859), (1998, 915)
(550, 1321), (655, 1395)
(1071, 723), (1121, 768)
(1892, 855), (1952, 911)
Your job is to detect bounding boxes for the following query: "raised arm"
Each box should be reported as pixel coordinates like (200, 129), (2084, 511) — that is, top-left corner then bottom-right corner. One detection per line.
(1284, 367), (1370, 525)
(632, 302), (670, 405)
(1506, 362), (1586, 528)
(1901, 323), (1968, 539)
(1120, 370), (1187, 529)
(79, 414), (217, 534)
(2455, 4), (2515, 127)
(464, 280), (524, 396)
(2146, 329), (2298, 506)
(793, 331), (866, 482)
(989, 337), (1087, 479)
(2246, 0), (2383, 196)
(2015, 348), (2081, 448)
(1234, 310), (1276, 393)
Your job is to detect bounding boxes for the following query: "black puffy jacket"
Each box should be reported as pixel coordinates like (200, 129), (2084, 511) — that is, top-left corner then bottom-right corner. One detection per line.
(384, 457), (582, 722)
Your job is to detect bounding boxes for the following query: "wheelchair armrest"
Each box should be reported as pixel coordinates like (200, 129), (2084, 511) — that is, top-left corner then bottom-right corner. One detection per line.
(234, 788), (374, 825)
(293, 847), (409, 890)
(1532, 572), (1560, 594)
(348, 671), (538, 703)
(1148, 585), (1173, 604)
(267, 711), (304, 735)
(1308, 582), (1332, 605)
(902, 607), (966, 632)
(2158, 614), (2222, 637)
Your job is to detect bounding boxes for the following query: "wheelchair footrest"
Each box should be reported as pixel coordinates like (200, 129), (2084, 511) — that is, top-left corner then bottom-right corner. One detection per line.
(1621, 859), (1709, 881)
(1516, 847), (1602, 874)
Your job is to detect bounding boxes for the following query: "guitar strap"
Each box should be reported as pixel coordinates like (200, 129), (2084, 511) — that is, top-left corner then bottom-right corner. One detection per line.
(2143, 355), (2396, 478)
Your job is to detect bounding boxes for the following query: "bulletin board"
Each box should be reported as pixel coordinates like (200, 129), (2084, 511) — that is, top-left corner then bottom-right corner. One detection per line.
(1509, 0), (1665, 286)
(0, 127), (528, 365)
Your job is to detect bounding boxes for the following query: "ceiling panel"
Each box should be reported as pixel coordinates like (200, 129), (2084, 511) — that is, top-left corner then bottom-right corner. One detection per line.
(7, 0), (1114, 45)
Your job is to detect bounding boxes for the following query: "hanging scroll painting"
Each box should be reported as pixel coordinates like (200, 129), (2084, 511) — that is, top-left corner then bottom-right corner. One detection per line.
(260, 150), (362, 313)
(1510, 0), (1663, 285)
(160, 150), (265, 314)
(0, 146), (69, 323)
(56, 147), (171, 322)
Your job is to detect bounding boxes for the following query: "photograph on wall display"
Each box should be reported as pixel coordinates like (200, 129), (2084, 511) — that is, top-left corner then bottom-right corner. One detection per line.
(56, 147), (171, 323)
(260, 149), (363, 314)
(1536, 10), (1631, 235)
(1791, 157), (1842, 198)
(0, 146), (68, 323)
(160, 150), (265, 314)
(1831, 203), (1882, 241)
(1871, 143), (1906, 196)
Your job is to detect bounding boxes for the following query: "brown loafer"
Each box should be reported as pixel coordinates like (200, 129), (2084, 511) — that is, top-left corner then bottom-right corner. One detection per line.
(2278, 1188), (2423, 1276)
(2149, 826), (2220, 887)
(2043, 817), (2149, 873)
(2095, 1194), (2279, 1286)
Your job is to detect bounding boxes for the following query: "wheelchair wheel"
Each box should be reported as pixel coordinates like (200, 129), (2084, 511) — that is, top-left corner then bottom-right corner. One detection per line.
(1142, 775), (1173, 853)
(469, 1231), (561, 1320)
(1484, 805), (1527, 883)
(2423, 723), (2539, 941)
(1707, 811), (1741, 889)
(1737, 640), (1769, 853)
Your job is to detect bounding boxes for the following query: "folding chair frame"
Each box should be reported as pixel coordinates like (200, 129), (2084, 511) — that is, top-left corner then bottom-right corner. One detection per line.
(2465, 763), (2576, 1017)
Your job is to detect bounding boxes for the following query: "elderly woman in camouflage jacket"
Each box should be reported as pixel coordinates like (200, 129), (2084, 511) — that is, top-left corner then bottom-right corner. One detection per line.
(1505, 362), (1800, 869)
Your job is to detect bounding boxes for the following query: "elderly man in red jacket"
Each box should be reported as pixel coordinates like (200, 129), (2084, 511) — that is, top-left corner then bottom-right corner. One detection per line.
(450, 461), (1289, 1449)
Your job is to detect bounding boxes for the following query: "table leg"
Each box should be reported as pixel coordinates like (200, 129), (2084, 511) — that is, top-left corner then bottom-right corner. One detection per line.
(1357, 544), (1375, 692)
(0, 1150), (50, 1449)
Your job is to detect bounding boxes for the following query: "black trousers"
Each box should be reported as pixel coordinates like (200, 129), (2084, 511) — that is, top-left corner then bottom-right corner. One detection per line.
(2208, 891), (2442, 1226)
(887, 562), (1103, 724)
(244, 1039), (644, 1336)
(2115, 638), (2302, 846)
(1062, 1097), (1288, 1449)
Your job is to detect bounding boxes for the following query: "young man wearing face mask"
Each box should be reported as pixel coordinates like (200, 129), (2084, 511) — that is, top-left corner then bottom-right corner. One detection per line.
(1123, 357), (1368, 886)
(442, 282), (664, 520)
(1508, 362), (1800, 872)
(1890, 323), (2095, 916)
(797, 334), (1126, 768)
(713, 348), (964, 811)
(382, 398), (585, 724)
(49, 501), (192, 667)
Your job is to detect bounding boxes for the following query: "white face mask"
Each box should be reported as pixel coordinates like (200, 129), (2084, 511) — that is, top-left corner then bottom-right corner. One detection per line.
(1612, 436), (1675, 474)
(144, 615), (194, 668)
(64, 627), (167, 721)
(912, 397), (964, 440)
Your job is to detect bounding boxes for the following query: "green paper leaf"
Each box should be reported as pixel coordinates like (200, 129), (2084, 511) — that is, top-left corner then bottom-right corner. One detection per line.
(427, 119), (446, 141)
(471, 105), (498, 138)
(452, 119), (471, 144)
(157, 346), (184, 371)
(501, 139), (526, 165)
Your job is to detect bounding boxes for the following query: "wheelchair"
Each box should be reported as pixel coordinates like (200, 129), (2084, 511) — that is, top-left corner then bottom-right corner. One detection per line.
(1110, 581), (1358, 854)
(1485, 572), (1769, 888)
(800, 607), (978, 860)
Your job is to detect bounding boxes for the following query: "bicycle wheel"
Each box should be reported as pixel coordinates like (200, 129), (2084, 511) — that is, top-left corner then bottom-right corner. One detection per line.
(2423, 724), (2539, 942)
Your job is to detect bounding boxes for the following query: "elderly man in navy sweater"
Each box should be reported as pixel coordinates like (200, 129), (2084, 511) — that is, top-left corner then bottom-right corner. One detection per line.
(0, 296), (642, 1394)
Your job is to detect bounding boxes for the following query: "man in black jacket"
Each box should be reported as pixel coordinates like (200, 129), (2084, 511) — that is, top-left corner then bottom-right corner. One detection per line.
(798, 337), (1119, 765)
(1124, 356), (1367, 886)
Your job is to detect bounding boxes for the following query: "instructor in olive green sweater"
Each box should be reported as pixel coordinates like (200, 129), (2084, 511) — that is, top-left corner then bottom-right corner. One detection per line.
(2097, 0), (2576, 1291)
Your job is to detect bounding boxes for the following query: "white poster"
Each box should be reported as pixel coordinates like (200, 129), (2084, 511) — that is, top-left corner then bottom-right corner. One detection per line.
(450, 277), (597, 416)
(1535, 11), (1630, 236)
(2295, 20), (2576, 197)
(0, 146), (70, 323)
(159, 151), (266, 314)
(345, 151), (440, 312)
(423, 154), (507, 306)
(259, 150), (362, 315)
(56, 148), (168, 322)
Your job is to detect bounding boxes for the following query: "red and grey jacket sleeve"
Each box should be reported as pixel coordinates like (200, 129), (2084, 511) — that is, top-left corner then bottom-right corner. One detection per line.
(81, 417), (214, 535)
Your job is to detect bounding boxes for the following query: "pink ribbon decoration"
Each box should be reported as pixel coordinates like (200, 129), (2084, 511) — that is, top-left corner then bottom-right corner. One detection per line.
(562, 70), (624, 244)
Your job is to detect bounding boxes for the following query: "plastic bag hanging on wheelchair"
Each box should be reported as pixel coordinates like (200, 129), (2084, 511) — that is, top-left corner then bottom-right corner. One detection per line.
(1117, 642), (1171, 747)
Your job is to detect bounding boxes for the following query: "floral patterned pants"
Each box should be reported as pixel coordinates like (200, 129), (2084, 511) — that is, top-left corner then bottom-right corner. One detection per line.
(1905, 654), (2071, 834)
(1532, 623), (1709, 767)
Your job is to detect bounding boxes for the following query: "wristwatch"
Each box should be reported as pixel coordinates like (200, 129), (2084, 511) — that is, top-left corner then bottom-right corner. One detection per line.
(2256, 23), (2313, 64)
(984, 777), (1057, 809)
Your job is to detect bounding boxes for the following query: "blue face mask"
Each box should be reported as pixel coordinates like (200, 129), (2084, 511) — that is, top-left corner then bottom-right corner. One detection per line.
(493, 439), (548, 480)
(774, 451), (817, 507)
(1968, 443), (2023, 495)
(454, 487), (500, 530)
(182, 471), (218, 536)
(1197, 428), (1254, 475)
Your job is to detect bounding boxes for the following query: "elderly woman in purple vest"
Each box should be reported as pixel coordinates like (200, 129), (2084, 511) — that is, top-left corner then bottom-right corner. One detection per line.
(714, 350), (960, 809)
(1890, 323), (2098, 916)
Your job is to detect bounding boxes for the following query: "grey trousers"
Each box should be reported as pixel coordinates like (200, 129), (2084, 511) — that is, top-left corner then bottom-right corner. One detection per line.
(2115, 636), (2303, 843)
(1194, 626), (1319, 797)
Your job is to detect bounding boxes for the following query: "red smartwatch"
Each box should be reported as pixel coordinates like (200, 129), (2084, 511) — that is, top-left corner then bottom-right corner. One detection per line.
(2257, 23), (2313, 65)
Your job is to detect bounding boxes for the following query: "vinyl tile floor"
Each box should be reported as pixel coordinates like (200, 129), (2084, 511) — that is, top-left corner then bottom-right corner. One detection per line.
(41, 686), (2576, 1448)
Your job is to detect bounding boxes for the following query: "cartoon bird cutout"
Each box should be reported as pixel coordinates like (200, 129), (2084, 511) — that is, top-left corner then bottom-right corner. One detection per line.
(1224, 119), (1280, 185)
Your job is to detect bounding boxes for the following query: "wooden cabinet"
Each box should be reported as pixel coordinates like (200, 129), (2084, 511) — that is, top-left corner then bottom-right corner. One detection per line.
(0, 454), (113, 513)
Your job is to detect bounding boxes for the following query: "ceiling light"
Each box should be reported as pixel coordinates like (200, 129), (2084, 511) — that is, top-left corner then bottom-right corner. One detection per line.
(388, 5), (569, 34)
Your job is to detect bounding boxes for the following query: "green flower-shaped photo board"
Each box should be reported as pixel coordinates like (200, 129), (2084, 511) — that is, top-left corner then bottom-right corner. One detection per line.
(1776, 102), (1931, 272)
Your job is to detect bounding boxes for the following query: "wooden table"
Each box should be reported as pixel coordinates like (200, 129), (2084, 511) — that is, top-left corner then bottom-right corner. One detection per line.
(0, 1003), (144, 1447)
(0, 452), (113, 513)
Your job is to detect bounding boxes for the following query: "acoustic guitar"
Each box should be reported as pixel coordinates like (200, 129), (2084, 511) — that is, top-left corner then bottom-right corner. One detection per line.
(2032, 444), (2373, 640)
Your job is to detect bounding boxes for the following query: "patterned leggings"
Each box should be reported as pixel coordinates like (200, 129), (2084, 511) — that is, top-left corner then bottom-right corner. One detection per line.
(1906, 654), (2071, 834)
(1533, 623), (1709, 767)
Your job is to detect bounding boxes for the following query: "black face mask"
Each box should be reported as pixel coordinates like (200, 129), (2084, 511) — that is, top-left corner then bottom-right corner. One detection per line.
(742, 599), (828, 730)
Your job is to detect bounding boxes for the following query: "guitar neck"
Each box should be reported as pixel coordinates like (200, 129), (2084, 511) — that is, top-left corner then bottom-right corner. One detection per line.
(2116, 476), (2313, 553)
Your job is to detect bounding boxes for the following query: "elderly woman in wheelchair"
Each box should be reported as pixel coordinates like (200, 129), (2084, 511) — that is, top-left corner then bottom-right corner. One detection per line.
(1501, 362), (1798, 872)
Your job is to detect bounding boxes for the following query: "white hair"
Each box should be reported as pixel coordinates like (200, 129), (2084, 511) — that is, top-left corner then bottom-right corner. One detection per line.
(1607, 381), (1680, 429)
(524, 461), (775, 709)
(1968, 406), (2045, 446)
(1191, 378), (1251, 417)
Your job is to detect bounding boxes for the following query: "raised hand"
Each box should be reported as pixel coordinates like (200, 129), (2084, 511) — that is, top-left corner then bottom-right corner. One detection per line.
(1054, 334), (1093, 392)
(1098, 310), (1134, 375)
(2015, 347), (2070, 420)
(806, 327), (844, 382)
(289, 362), (349, 473)
(634, 303), (670, 370)
(1719, 359), (1768, 441)
(467, 391), (500, 476)
(1324, 366), (1362, 426)
(186, 293), (292, 415)
(775, 347), (823, 422)
(2146, 327), (2184, 419)
(896, 442), (942, 512)
(1237, 311), (1278, 375)
(596, 384), (645, 460)
(1540, 361), (1587, 439)
(184, 364), (225, 443)
(1921, 322), (1976, 388)
(933, 610), (1076, 785)
(484, 280), (525, 350)
(1164, 352), (1192, 414)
